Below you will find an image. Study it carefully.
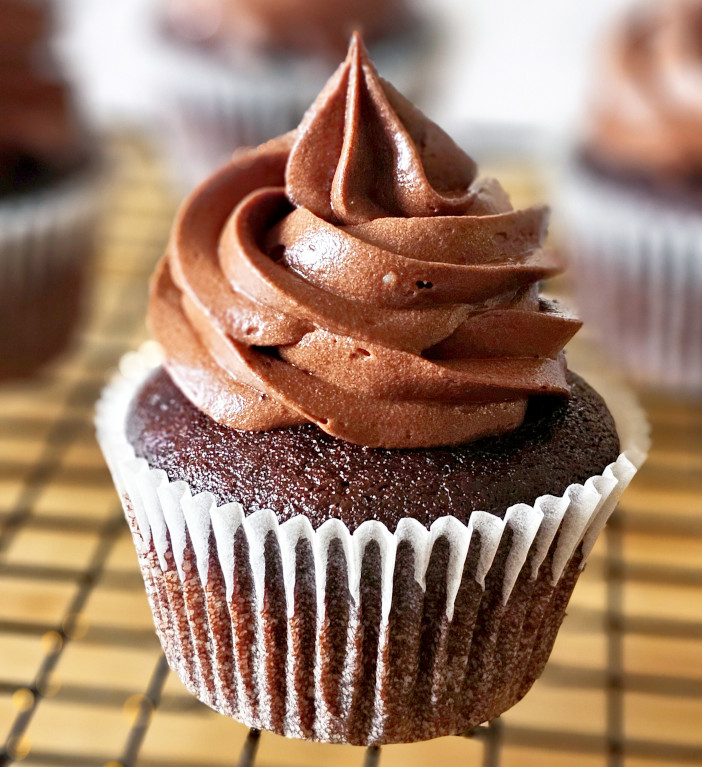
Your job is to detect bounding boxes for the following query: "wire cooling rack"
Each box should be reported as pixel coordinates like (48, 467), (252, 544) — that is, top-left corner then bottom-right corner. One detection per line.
(1, 138), (701, 767)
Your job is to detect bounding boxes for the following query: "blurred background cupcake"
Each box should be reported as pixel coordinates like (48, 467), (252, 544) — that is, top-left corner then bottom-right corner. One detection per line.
(0, 0), (104, 381)
(560, 0), (702, 395)
(148, 0), (432, 189)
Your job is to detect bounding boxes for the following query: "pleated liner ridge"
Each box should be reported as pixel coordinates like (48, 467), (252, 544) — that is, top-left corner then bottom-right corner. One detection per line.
(96, 344), (648, 745)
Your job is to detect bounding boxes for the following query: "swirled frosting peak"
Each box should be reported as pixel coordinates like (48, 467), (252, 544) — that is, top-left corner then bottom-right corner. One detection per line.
(587, 0), (702, 176)
(286, 35), (479, 224)
(150, 33), (581, 448)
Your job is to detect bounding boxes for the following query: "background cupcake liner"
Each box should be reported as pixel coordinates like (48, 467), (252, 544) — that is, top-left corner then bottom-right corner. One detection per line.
(0, 159), (105, 379)
(560, 162), (702, 395)
(148, 32), (431, 191)
(96, 343), (648, 745)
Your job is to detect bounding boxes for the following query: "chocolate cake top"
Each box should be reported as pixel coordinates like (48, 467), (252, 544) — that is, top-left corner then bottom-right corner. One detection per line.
(127, 368), (620, 532)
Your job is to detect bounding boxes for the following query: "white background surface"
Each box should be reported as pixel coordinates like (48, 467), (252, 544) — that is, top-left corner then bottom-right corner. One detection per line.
(427, 0), (634, 134)
(57, 0), (637, 147)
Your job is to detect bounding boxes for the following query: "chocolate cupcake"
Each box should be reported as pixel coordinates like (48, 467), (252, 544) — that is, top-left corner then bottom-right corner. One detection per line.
(97, 35), (648, 745)
(0, 0), (103, 380)
(148, 0), (430, 189)
(561, 0), (702, 394)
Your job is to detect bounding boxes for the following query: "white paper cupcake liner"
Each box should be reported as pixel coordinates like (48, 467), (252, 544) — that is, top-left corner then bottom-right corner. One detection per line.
(95, 343), (648, 745)
(560, 161), (702, 395)
(148, 32), (429, 191)
(0, 158), (105, 378)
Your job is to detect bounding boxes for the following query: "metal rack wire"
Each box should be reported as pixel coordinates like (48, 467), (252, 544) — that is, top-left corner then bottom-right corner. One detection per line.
(0, 138), (701, 767)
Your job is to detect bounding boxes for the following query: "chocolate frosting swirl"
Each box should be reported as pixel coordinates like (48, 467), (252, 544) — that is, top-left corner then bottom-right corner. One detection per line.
(0, 0), (80, 161)
(587, 0), (702, 176)
(150, 34), (580, 448)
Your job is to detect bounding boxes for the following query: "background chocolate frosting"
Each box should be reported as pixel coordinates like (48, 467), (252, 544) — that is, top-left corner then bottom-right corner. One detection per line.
(149, 34), (581, 448)
(165, 0), (412, 56)
(0, 0), (80, 163)
(586, 0), (702, 177)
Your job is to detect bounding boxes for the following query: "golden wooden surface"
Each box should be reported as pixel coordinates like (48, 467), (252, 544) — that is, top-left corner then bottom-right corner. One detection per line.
(0, 140), (701, 767)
